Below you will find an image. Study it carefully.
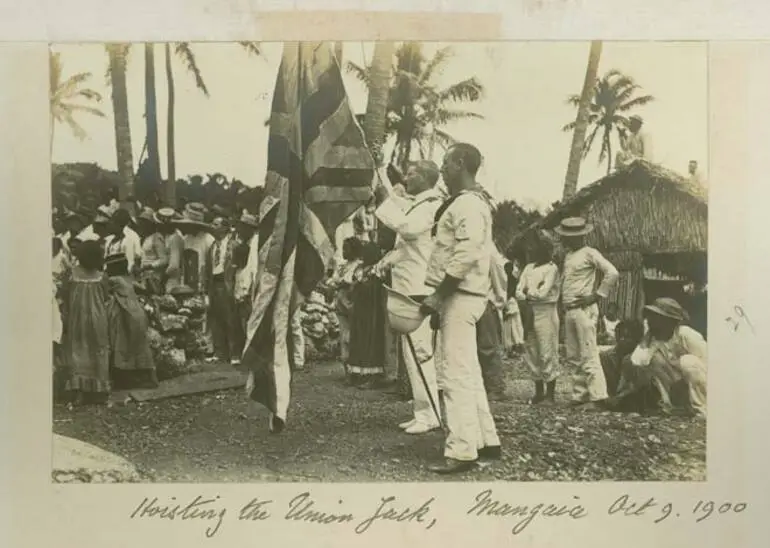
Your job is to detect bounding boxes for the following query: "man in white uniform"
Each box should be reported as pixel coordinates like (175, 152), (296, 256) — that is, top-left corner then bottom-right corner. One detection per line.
(421, 143), (501, 474)
(375, 160), (444, 434)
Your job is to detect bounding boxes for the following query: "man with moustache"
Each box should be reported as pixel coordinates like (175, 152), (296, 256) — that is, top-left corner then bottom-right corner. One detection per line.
(374, 160), (444, 434)
(420, 143), (501, 474)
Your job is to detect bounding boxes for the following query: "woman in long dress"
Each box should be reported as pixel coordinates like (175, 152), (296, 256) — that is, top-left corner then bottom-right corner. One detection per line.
(63, 240), (111, 405)
(104, 253), (158, 390)
(345, 240), (387, 387)
(502, 260), (525, 356)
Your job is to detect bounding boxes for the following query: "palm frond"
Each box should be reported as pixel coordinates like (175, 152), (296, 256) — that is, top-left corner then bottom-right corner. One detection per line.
(54, 72), (93, 101)
(438, 77), (484, 103)
(345, 61), (371, 86)
(174, 43), (209, 96)
(63, 113), (88, 141)
(432, 128), (457, 149)
(237, 41), (262, 57)
(583, 124), (601, 158)
(431, 109), (484, 125)
(65, 103), (106, 117)
(419, 46), (453, 85)
(617, 95), (655, 111)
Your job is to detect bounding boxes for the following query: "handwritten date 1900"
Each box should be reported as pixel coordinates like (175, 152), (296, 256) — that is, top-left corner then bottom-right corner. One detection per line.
(608, 495), (748, 524)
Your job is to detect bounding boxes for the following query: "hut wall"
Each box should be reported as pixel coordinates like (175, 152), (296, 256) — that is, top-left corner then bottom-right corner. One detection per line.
(565, 185), (707, 254)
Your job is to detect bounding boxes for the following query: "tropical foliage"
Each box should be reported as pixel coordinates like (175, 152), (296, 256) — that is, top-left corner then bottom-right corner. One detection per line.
(563, 69), (654, 175)
(52, 163), (264, 219)
(492, 199), (543, 261)
(49, 51), (105, 151)
(346, 42), (485, 170)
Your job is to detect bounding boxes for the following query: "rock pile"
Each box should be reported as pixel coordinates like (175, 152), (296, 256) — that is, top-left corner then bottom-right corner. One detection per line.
(137, 290), (210, 380)
(301, 290), (340, 361)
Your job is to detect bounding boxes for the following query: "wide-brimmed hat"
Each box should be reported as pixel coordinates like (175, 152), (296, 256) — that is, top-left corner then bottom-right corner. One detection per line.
(93, 205), (113, 225)
(153, 207), (180, 223)
(237, 212), (259, 228)
(644, 297), (687, 322)
(173, 202), (210, 229)
(554, 217), (593, 237)
(384, 286), (428, 334)
(137, 207), (156, 223)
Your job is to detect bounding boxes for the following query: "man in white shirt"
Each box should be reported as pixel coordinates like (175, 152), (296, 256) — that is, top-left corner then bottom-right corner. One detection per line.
(104, 208), (143, 275)
(555, 217), (619, 408)
(616, 115), (652, 168)
(421, 143), (501, 474)
(208, 217), (243, 365)
(375, 160), (444, 434)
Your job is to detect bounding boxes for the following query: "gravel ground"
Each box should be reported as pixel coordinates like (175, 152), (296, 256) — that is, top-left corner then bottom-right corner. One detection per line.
(52, 356), (706, 482)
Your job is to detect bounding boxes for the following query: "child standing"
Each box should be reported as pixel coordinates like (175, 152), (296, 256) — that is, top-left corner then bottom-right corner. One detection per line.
(63, 240), (111, 405)
(517, 235), (561, 404)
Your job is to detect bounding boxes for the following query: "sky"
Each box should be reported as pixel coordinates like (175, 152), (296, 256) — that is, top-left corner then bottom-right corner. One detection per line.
(51, 41), (707, 211)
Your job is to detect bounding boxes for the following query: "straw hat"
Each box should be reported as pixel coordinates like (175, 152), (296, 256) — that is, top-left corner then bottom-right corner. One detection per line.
(154, 207), (180, 223)
(644, 297), (688, 322)
(237, 212), (259, 228)
(93, 205), (113, 225)
(137, 207), (156, 223)
(173, 202), (210, 229)
(384, 286), (428, 334)
(554, 217), (593, 237)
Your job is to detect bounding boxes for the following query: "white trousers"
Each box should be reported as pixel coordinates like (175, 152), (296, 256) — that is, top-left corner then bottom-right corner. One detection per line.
(525, 303), (560, 382)
(401, 318), (440, 426)
(439, 293), (500, 461)
(564, 304), (608, 401)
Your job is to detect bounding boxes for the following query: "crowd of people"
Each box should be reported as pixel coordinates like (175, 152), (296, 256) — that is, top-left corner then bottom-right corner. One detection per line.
(51, 139), (708, 475)
(337, 141), (708, 474)
(51, 199), (306, 405)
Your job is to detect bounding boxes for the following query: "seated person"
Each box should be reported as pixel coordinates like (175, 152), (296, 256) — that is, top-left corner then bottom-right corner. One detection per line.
(604, 298), (707, 417)
(599, 318), (644, 397)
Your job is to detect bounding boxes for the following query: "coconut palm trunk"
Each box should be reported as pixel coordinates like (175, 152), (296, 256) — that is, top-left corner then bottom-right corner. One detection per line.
(362, 41), (395, 165)
(144, 43), (162, 193)
(164, 43), (177, 207)
(563, 40), (602, 200)
(107, 44), (135, 200)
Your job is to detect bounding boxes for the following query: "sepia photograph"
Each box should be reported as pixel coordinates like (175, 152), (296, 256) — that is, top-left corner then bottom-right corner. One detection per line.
(49, 40), (708, 484)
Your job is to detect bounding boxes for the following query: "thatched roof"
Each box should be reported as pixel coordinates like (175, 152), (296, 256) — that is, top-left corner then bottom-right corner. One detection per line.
(517, 160), (708, 256)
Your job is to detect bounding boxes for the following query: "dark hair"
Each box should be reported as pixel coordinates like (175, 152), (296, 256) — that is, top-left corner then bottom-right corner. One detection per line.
(52, 237), (63, 258)
(75, 240), (104, 271)
(359, 241), (382, 267)
(342, 237), (361, 261)
(448, 143), (482, 176)
(617, 319), (644, 342)
(113, 209), (131, 226)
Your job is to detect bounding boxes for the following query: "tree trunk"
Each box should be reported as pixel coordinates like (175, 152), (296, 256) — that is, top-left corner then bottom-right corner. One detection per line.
(164, 43), (177, 207)
(563, 40), (602, 200)
(362, 41), (394, 166)
(144, 43), (162, 192)
(107, 44), (135, 201)
(605, 132), (613, 175)
(334, 42), (344, 67)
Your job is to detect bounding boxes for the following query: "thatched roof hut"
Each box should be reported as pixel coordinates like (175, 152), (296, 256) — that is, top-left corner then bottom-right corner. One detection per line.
(517, 160), (708, 320)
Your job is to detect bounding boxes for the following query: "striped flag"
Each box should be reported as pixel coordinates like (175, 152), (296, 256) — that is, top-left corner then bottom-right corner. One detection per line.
(243, 42), (374, 432)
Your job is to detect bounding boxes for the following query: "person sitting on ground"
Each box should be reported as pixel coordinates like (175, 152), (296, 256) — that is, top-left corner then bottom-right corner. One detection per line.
(599, 319), (644, 397)
(604, 298), (707, 417)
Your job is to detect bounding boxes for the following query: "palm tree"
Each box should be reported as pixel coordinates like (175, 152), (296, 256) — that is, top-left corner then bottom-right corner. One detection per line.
(162, 41), (262, 207)
(563, 41), (602, 200)
(49, 50), (106, 157)
(105, 43), (135, 201)
(347, 42), (484, 171)
(144, 43), (162, 188)
(563, 65), (655, 179)
(361, 42), (395, 165)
